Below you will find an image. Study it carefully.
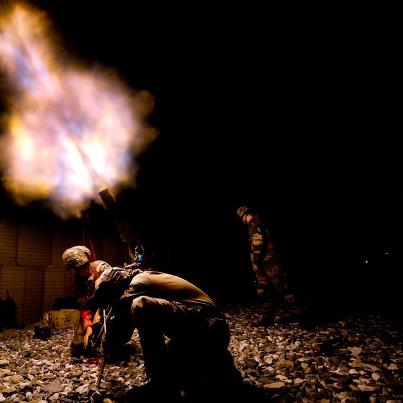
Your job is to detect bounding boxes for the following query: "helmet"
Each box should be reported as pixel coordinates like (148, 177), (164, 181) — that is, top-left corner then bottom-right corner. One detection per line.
(62, 245), (91, 268)
(236, 205), (250, 218)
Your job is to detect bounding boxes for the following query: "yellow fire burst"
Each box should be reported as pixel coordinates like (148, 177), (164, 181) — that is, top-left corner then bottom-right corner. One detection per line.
(0, 2), (156, 217)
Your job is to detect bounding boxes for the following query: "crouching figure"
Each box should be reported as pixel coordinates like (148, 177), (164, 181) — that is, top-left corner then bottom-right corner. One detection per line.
(63, 245), (242, 401)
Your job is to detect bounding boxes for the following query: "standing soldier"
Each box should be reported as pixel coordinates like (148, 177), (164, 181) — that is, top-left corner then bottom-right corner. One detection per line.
(236, 205), (301, 324)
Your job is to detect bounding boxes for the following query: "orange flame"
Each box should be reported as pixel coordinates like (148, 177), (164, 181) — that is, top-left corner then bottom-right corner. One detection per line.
(0, 3), (156, 217)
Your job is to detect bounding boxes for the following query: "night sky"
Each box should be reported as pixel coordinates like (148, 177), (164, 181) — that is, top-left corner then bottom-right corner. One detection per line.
(1, 2), (402, 311)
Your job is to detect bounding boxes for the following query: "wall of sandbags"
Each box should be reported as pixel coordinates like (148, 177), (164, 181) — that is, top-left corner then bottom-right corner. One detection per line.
(0, 219), (125, 326)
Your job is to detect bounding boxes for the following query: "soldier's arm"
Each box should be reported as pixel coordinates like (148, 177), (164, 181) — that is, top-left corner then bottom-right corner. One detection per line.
(251, 232), (265, 270)
(91, 269), (124, 308)
(251, 232), (271, 293)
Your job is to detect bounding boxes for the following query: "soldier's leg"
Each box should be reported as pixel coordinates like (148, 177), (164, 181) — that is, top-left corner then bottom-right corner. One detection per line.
(130, 296), (177, 384)
(71, 308), (95, 357)
(102, 307), (136, 362)
(163, 306), (241, 400)
(124, 296), (184, 402)
(263, 258), (302, 321)
(70, 321), (85, 357)
(131, 298), (240, 391)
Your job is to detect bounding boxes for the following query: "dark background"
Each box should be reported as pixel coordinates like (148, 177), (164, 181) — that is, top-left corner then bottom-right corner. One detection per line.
(1, 2), (402, 313)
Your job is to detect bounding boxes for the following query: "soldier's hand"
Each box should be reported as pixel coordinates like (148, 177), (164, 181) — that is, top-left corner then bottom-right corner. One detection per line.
(256, 288), (265, 299)
(83, 326), (93, 349)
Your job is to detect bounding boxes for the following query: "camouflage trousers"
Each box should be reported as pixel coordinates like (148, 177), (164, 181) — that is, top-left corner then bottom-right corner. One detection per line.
(122, 296), (241, 388)
(254, 253), (296, 305)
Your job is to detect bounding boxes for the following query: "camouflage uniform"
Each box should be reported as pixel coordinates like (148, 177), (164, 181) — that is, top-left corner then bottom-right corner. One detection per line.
(93, 269), (241, 393)
(237, 206), (296, 306)
(62, 246), (112, 356)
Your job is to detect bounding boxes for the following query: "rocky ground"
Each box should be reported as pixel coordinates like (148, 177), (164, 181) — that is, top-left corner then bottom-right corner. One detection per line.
(0, 303), (402, 402)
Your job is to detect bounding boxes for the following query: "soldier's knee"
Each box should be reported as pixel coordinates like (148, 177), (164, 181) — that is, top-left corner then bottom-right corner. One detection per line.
(132, 296), (155, 311)
(131, 296), (161, 321)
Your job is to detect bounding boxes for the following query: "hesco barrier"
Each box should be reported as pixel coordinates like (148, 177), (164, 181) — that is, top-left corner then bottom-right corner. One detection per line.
(0, 219), (124, 326)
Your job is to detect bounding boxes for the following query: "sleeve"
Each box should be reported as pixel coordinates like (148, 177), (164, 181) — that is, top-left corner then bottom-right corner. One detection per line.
(80, 308), (93, 330)
(250, 229), (271, 289)
(250, 231), (265, 269)
(91, 268), (132, 308)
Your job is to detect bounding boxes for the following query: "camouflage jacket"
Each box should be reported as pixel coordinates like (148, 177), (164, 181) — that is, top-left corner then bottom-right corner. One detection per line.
(90, 266), (141, 309)
(244, 215), (278, 288)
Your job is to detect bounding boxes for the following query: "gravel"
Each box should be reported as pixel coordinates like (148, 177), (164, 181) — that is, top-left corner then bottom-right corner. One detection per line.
(0, 303), (402, 402)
